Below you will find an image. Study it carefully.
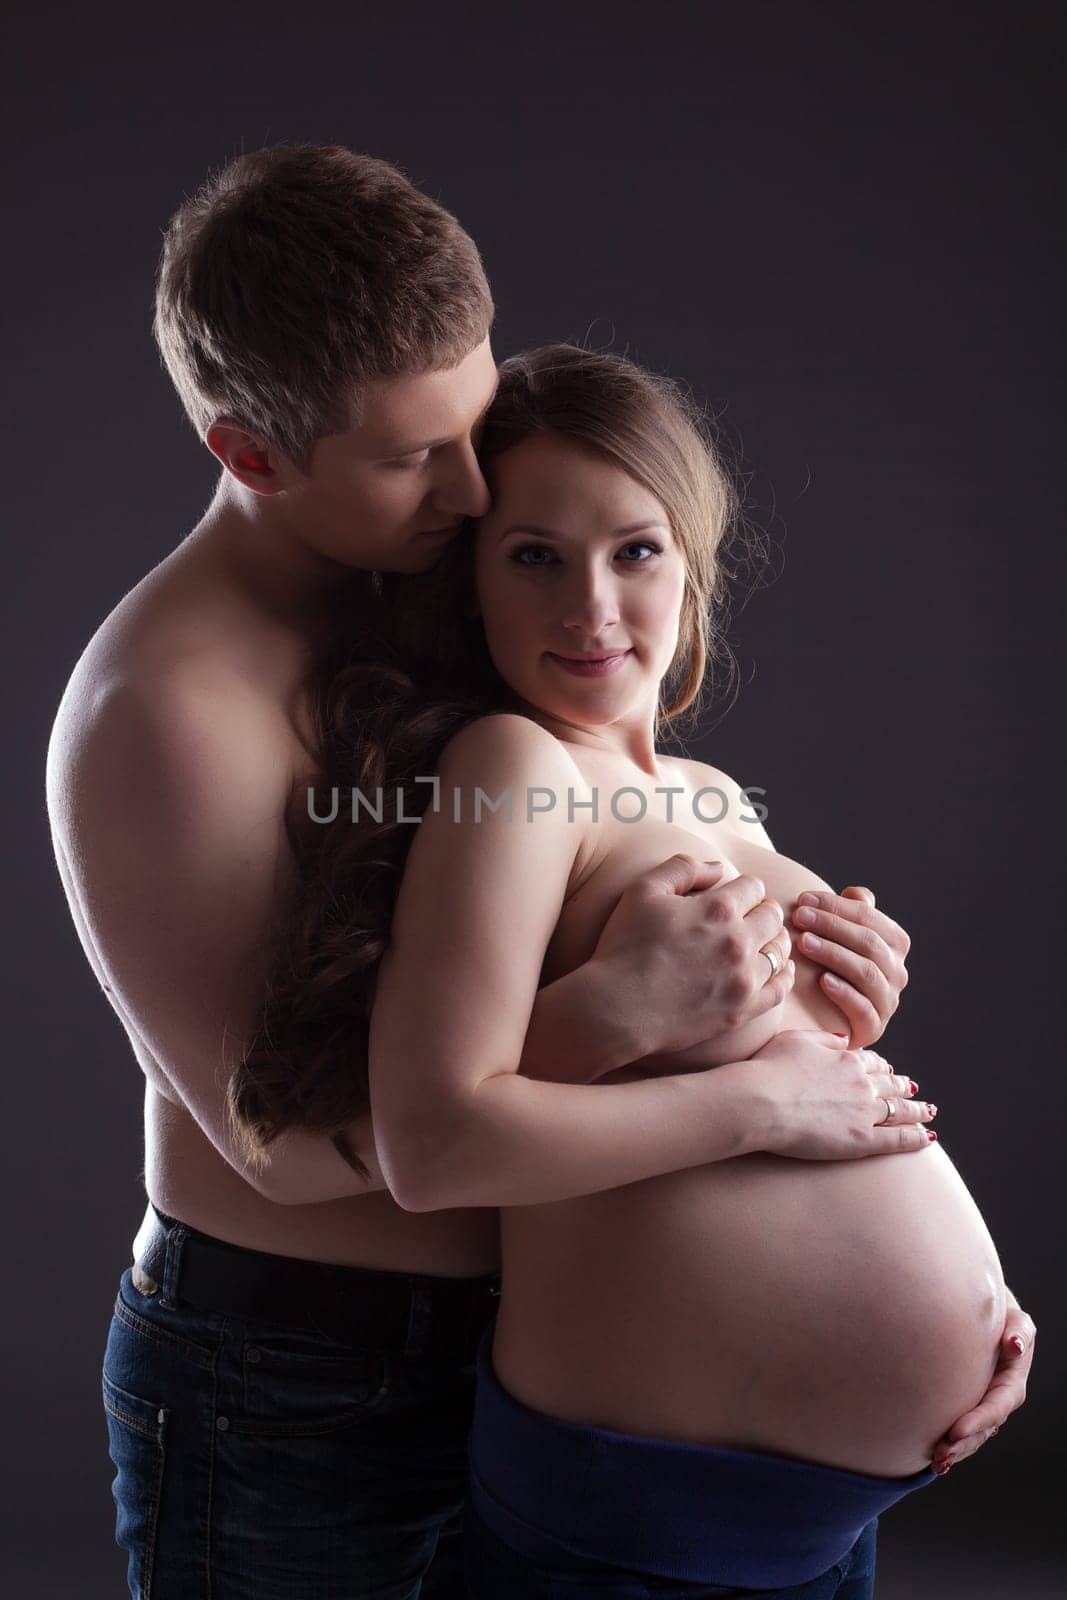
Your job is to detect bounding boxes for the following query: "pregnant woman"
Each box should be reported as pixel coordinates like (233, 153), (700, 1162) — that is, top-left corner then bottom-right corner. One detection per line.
(233, 345), (1027, 1596)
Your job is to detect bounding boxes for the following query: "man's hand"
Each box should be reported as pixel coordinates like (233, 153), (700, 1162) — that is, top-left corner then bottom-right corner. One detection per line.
(930, 1290), (1037, 1473)
(591, 854), (795, 1060)
(790, 885), (910, 1048)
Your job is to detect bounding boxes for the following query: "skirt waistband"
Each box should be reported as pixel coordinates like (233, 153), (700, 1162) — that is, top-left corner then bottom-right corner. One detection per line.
(469, 1324), (937, 1587)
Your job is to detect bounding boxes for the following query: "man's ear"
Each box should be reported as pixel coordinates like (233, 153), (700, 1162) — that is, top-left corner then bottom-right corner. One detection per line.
(205, 419), (295, 495)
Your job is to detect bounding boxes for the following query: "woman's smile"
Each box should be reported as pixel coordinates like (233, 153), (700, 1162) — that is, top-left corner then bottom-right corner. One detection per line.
(473, 432), (687, 755)
(545, 649), (633, 678)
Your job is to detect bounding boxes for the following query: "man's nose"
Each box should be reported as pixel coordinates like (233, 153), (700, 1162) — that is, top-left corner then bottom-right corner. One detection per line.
(430, 440), (491, 520)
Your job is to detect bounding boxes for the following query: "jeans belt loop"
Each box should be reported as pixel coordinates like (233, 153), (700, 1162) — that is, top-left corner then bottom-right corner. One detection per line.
(158, 1223), (188, 1310)
(403, 1284), (434, 1359)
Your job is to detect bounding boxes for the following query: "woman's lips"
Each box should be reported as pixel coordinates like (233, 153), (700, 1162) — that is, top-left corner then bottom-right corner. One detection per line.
(546, 650), (632, 678)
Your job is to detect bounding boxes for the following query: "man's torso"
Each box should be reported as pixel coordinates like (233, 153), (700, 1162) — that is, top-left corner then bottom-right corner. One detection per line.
(50, 532), (500, 1276)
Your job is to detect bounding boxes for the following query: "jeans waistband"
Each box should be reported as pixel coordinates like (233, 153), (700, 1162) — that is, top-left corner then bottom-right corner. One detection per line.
(469, 1324), (937, 1586)
(134, 1205), (500, 1361)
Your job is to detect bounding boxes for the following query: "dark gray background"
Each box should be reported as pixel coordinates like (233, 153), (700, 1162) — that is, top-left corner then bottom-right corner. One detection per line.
(6, 1), (1063, 1593)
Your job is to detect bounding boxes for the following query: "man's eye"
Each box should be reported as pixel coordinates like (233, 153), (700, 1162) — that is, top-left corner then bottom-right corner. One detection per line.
(391, 450), (431, 470)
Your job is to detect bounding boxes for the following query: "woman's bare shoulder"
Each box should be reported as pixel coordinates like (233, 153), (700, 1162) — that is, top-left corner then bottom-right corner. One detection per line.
(664, 754), (773, 844)
(438, 712), (586, 786)
(662, 752), (742, 797)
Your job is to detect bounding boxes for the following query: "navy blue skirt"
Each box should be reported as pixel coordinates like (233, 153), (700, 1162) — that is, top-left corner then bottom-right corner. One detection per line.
(469, 1323), (938, 1587)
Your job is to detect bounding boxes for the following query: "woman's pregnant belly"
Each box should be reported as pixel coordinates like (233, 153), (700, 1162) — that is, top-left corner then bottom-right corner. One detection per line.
(494, 794), (1007, 1476)
(493, 1136), (1005, 1476)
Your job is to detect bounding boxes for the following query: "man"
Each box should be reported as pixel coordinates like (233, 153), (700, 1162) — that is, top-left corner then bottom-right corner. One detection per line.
(46, 145), (1033, 1598)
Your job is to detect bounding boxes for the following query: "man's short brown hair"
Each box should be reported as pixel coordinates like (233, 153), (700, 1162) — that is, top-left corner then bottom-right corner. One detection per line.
(153, 144), (494, 469)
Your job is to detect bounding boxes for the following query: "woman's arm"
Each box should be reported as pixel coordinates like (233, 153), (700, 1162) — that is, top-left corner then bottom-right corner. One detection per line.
(368, 714), (928, 1212)
(368, 712), (766, 1211)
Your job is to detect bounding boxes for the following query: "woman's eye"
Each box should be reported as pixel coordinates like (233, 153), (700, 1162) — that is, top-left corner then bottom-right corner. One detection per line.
(510, 545), (556, 567)
(507, 541), (662, 568)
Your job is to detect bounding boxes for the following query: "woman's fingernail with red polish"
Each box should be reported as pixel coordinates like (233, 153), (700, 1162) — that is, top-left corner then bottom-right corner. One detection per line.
(909, 1080), (918, 1095)
(927, 1130), (938, 1141)
(832, 1032), (848, 1038)
(1009, 1335), (1025, 1355)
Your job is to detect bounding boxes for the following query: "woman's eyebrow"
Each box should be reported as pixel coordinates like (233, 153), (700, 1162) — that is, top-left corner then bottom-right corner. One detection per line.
(497, 519), (668, 543)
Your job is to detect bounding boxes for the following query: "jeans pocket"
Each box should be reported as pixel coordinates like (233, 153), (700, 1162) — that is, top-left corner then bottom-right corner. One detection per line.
(102, 1372), (167, 1599)
(233, 1328), (390, 1437)
(116, 1275), (217, 1368)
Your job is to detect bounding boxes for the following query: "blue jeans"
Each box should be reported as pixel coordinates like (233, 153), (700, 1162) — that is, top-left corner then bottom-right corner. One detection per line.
(102, 1216), (499, 1600)
(462, 1502), (879, 1599)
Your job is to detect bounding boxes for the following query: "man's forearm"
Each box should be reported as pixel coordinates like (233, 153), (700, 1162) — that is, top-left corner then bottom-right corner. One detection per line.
(253, 1109), (387, 1204)
(518, 957), (642, 1084)
(253, 964), (627, 1204)
(262, 958), (641, 1202)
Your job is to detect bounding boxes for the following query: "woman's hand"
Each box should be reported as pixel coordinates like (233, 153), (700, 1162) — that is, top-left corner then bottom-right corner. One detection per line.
(930, 1291), (1037, 1474)
(790, 885), (910, 1048)
(591, 855), (795, 1059)
(745, 1029), (937, 1160)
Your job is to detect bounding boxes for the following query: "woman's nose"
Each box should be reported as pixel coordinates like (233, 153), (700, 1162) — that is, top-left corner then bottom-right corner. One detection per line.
(562, 573), (620, 633)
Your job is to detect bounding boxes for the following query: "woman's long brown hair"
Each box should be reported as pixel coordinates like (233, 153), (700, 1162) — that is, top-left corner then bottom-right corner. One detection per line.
(228, 344), (750, 1179)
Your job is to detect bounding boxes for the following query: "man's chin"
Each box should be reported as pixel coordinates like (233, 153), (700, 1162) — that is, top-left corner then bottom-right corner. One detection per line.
(400, 536), (456, 574)
(352, 539), (451, 577)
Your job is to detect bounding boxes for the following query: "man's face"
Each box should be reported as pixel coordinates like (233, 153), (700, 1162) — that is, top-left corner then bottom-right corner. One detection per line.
(288, 337), (498, 573)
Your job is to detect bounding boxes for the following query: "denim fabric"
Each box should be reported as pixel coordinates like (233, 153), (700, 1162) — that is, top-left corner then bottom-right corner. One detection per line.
(103, 1261), (491, 1599)
(463, 1499), (879, 1600)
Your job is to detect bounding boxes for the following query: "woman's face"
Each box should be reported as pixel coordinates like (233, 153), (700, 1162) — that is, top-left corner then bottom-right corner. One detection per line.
(473, 432), (687, 734)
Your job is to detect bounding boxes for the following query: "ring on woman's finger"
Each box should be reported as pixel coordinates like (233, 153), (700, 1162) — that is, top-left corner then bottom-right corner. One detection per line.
(761, 943), (782, 979)
(877, 1097), (896, 1125)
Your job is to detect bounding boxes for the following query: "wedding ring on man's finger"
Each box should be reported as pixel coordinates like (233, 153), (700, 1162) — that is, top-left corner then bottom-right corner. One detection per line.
(761, 944), (782, 979)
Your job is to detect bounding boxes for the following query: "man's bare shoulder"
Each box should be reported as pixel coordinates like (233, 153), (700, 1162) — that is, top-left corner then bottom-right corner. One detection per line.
(48, 549), (309, 835)
(47, 638), (293, 850)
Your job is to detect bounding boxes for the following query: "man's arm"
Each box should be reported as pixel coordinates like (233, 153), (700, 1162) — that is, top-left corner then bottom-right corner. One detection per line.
(47, 678), (791, 1205)
(46, 670), (385, 1205)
